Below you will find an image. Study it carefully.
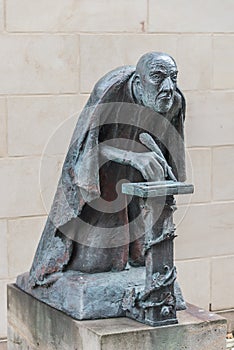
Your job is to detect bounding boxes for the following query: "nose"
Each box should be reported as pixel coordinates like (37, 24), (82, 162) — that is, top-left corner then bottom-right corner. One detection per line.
(161, 77), (174, 93)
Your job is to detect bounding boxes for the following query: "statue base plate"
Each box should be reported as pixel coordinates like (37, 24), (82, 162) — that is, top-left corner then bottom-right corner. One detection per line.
(16, 267), (185, 321)
(8, 284), (227, 350)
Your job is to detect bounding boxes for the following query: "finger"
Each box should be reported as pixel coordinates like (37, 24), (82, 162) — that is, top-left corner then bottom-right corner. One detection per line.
(141, 169), (150, 181)
(150, 158), (164, 173)
(150, 162), (165, 181)
(152, 154), (177, 181)
(145, 164), (155, 180)
(153, 153), (167, 169)
(167, 167), (177, 181)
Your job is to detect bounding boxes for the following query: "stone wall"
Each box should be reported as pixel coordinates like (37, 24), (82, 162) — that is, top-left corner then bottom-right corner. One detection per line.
(0, 0), (234, 338)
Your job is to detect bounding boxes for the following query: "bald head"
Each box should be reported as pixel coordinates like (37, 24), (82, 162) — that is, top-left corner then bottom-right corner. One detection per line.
(136, 52), (177, 83)
(133, 52), (178, 114)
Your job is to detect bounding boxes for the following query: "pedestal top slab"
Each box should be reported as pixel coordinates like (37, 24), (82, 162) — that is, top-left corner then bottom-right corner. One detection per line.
(8, 284), (227, 350)
(80, 303), (225, 336)
(122, 181), (194, 198)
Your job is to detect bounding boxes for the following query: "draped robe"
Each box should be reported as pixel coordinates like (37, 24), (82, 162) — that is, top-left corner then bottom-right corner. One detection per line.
(29, 65), (186, 287)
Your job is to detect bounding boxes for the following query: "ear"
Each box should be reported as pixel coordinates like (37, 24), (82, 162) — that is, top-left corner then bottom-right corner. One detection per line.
(132, 74), (143, 103)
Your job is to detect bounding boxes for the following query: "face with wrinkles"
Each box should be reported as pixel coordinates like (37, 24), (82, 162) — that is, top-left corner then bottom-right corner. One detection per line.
(135, 53), (178, 114)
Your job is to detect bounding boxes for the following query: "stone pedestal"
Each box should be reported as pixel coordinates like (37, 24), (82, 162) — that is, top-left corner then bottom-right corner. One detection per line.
(8, 284), (227, 350)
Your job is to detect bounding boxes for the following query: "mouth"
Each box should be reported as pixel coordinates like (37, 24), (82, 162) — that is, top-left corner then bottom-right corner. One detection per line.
(157, 92), (172, 100)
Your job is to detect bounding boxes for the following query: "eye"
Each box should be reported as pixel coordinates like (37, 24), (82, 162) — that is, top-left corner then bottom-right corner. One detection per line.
(170, 72), (178, 83)
(150, 71), (165, 82)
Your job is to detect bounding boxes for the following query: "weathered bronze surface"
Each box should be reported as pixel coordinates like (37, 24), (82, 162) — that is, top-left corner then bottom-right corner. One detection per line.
(122, 182), (193, 326)
(17, 52), (193, 327)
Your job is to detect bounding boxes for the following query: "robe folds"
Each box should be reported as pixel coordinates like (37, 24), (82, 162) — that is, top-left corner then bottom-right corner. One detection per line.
(29, 65), (186, 287)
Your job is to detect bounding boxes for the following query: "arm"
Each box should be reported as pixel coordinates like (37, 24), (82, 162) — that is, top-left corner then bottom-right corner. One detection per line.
(99, 144), (165, 182)
(99, 144), (132, 166)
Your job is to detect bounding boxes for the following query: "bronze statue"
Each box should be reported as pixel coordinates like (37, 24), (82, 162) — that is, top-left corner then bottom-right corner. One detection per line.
(17, 52), (192, 326)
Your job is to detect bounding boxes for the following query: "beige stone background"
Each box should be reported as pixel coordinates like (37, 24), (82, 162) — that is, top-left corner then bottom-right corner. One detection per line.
(0, 0), (234, 339)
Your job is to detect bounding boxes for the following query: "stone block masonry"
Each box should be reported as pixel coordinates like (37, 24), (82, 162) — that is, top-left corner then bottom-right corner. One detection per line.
(8, 284), (227, 350)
